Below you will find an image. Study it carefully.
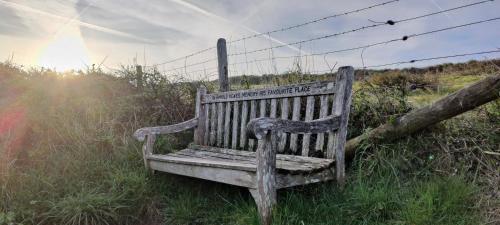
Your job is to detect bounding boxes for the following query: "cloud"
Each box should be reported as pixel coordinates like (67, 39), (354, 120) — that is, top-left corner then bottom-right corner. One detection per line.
(0, 0), (499, 73)
(0, 4), (36, 36)
(0, 0), (153, 43)
(76, 0), (192, 45)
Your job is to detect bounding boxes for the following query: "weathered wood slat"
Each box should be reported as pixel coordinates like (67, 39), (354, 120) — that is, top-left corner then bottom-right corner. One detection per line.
(171, 150), (330, 173)
(224, 102), (231, 148)
(189, 145), (333, 164)
(134, 118), (198, 141)
(148, 154), (255, 171)
(253, 130), (277, 225)
(148, 160), (256, 188)
(247, 116), (340, 141)
(315, 95), (329, 151)
(327, 66), (354, 186)
(217, 103), (224, 147)
(204, 104), (210, 145)
(270, 99), (277, 118)
(203, 81), (336, 103)
(148, 157), (334, 189)
(278, 98), (289, 152)
(258, 99), (267, 146)
(248, 100), (257, 151)
(194, 87), (205, 144)
(289, 97), (301, 153)
(176, 148), (331, 168)
(142, 134), (156, 170)
(260, 99), (267, 117)
(149, 149), (333, 174)
(210, 103), (217, 146)
(231, 101), (239, 149)
(301, 96), (315, 156)
(240, 101), (249, 149)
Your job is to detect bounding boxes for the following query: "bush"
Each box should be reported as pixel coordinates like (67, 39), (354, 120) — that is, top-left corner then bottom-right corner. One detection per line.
(349, 83), (412, 138)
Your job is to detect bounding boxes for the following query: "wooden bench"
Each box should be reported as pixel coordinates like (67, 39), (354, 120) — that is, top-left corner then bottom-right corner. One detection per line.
(134, 66), (354, 225)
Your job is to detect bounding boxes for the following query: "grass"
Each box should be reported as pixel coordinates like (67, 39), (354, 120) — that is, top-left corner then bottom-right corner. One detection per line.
(0, 59), (499, 225)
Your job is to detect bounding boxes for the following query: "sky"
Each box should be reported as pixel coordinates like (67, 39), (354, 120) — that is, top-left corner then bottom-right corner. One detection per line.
(0, 0), (499, 79)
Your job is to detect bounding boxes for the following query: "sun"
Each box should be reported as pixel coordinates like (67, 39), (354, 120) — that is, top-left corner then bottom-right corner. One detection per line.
(38, 33), (91, 71)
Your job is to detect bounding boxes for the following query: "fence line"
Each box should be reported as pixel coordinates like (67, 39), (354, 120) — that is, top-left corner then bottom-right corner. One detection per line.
(227, 0), (402, 44)
(228, 0), (496, 56)
(127, 0), (498, 80)
(226, 16), (500, 68)
(145, 0), (402, 68)
(362, 49), (500, 68)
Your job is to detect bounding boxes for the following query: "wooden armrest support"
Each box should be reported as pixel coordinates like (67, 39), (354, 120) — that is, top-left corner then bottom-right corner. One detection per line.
(247, 116), (340, 140)
(134, 118), (199, 141)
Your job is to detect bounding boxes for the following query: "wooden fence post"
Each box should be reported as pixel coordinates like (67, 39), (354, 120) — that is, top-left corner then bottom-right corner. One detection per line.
(136, 65), (143, 90)
(217, 38), (229, 92)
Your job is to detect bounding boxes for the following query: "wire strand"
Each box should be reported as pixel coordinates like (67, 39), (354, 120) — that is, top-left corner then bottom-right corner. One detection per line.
(363, 49), (500, 68)
(228, 0), (495, 56)
(227, 16), (500, 66)
(228, 0), (401, 44)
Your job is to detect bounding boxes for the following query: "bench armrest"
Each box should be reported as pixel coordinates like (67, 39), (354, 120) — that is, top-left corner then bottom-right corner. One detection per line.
(246, 116), (340, 140)
(133, 117), (199, 141)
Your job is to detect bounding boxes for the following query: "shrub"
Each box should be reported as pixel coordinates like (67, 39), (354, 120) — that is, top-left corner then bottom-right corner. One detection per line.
(349, 83), (412, 138)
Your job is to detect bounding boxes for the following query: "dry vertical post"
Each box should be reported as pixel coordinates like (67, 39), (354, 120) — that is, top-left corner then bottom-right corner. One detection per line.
(231, 101), (239, 149)
(194, 87), (207, 145)
(136, 65), (143, 90)
(142, 134), (156, 172)
(270, 99), (277, 118)
(217, 38), (229, 92)
(248, 100), (257, 151)
(251, 130), (277, 225)
(327, 66), (354, 187)
(204, 104), (210, 145)
(315, 95), (329, 151)
(217, 102), (224, 147)
(278, 98), (289, 152)
(289, 97), (301, 153)
(210, 103), (217, 146)
(257, 100), (267, 146)
(224, 102), (231, 148)
(240, 101), (249, 149)
(302, 96), (315, 156)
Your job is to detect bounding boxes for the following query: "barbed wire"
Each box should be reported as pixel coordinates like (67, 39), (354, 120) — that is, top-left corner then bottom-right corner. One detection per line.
(228, 0), (495, 56)
(227, 0), (401, 44)
(362, 49), (500, 68)
(148, 46), (217, 67)
(143, 0), (402, 68)
(159, 58), (217, 73)
(227, 16), (500, 67)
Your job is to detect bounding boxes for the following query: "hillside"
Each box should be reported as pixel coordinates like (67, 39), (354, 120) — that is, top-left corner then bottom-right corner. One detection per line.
(0, 59), (499, 225)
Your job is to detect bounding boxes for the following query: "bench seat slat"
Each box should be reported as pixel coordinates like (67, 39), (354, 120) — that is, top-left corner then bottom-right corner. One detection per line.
(176, 148), (332, 168)
(147, 146), (334, 174)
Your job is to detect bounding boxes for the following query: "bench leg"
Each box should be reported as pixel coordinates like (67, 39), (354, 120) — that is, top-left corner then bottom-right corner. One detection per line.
(250, 131), (278, 225)
(249, 188), (275, 225)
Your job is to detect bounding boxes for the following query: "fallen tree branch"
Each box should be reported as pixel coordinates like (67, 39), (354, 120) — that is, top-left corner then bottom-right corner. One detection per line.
(345, 74), (500, 158)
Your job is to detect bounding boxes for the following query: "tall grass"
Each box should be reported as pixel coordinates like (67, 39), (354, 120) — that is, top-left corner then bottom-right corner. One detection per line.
(0, 60), (498, 224)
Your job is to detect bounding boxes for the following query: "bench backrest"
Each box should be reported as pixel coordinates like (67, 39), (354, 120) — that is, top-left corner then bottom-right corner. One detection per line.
(193, 66), (354, 160)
